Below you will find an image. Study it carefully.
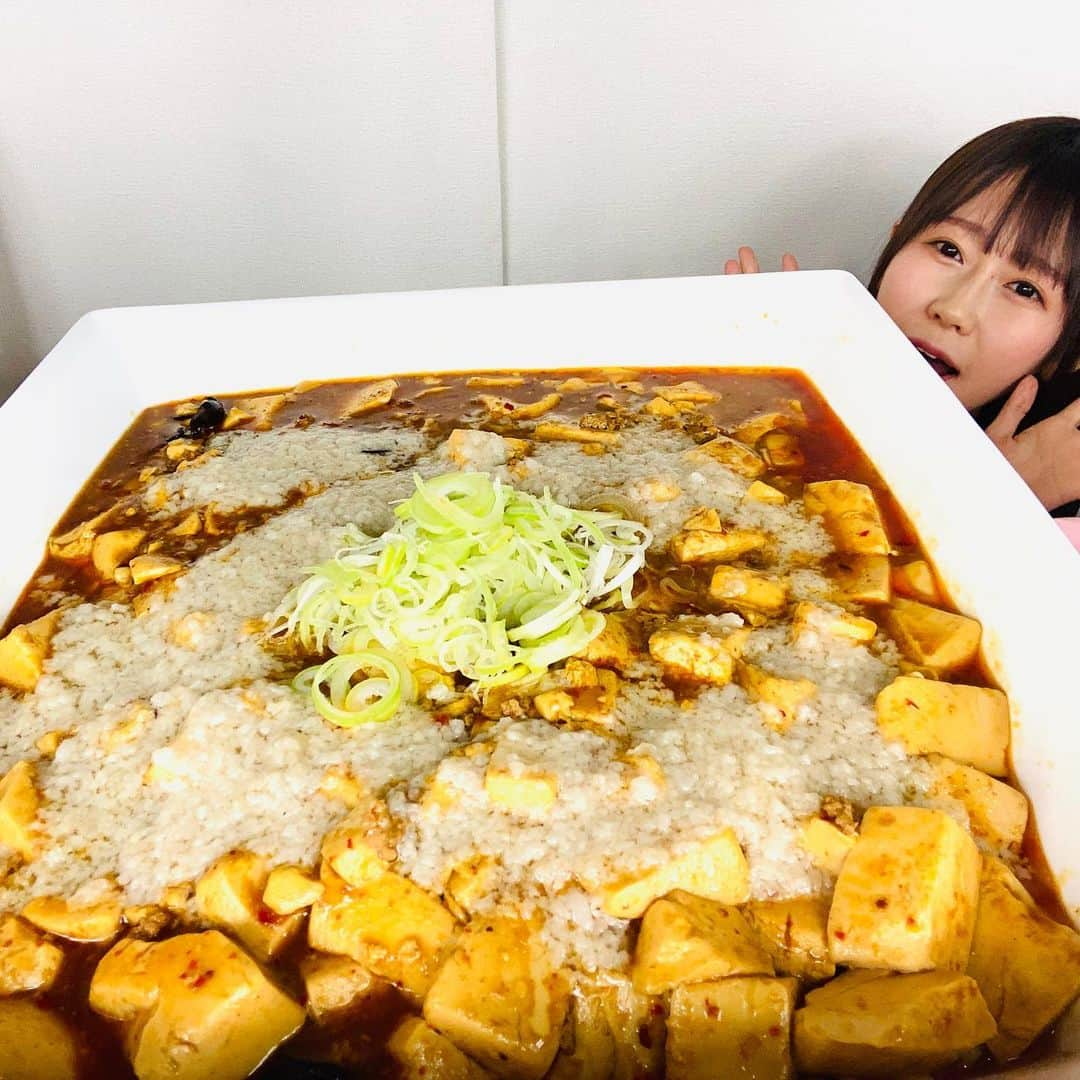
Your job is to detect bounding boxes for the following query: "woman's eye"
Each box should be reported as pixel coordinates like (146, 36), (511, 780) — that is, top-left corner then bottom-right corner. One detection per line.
(932, 240), (961, 261)
(1010, 280), (1043, 303)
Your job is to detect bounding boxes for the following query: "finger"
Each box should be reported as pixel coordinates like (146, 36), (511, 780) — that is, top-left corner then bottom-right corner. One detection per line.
(1058, 394), (1080, 428)
(781, 253), (799, 272)
(738, 246), (760, 274)
(985, 375), (1038, 443)
(724, 258), (741, 275)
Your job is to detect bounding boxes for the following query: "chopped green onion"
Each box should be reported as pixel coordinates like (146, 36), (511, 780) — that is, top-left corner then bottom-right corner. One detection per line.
(295, 650), (416, 728)
(272, 471), (652, 726)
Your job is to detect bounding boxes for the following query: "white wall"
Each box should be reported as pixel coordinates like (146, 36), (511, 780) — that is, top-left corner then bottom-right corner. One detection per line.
(499, 1), (1080, 286)
(0, 1), (502, 399)
(2, 1), (1079, 401)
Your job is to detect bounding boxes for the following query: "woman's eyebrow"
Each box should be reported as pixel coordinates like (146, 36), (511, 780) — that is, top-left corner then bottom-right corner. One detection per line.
(941, 215), (1062, 282)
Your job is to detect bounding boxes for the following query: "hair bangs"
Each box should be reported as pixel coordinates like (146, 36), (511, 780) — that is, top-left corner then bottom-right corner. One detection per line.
(984, 168), (1077, 295)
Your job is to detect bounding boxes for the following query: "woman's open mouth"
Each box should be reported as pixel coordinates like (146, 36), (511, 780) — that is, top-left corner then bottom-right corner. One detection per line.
(910, 339), (959, 380)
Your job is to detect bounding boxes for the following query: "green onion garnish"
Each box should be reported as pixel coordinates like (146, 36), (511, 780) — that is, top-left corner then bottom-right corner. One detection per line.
(271, 471), (651, 727)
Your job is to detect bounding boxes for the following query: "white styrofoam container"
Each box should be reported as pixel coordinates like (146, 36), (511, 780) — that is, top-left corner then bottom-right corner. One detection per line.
(2, 271), (1078, 1072)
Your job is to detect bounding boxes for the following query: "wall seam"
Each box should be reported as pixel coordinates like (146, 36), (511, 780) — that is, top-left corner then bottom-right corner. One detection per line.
(493, 0), (510, 286)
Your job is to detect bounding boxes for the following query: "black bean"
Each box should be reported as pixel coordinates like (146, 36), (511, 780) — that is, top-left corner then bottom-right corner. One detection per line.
(186, 397), (227, 437)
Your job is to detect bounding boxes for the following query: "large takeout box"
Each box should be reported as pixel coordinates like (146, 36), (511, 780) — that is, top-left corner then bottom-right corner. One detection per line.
(2, 271), (1078, 1073)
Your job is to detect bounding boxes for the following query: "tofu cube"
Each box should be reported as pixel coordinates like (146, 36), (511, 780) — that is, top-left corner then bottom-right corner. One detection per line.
(655, 380), (716, 403)
(389, 1016), (490, 1079)
(891, 558), (942, 603)
(89, 930), (304, 1080)
(586, 828), (750, 918)
(744, 480), (788, 505)
(34, 728), (71, 758)
(926, 755), (1028, 850)
(548, 977), (664, 1079)
(968, 856), (1080, 1062)
(875, 676), (1009, 775)
(708, 566), (788, 617)
(882, 598), (981, 674)
(634, 477), (683, 503)
(236, 392), (287, 430)
(422, 915), (569, 1080)
(129, 554), (184, 586)
(574, 612), (639, 673)
(308, 868), (456, 1001)
(317, 765), (368, 808)
(828, 806), (981, 972)
(648, 628), (735, 686)
(0, 612), (60, 693)
(644, 396), (679, 418)
(790, 602), (877, 645)
(534, 420), (619, 446)
(443, 853), (498, 922)
(165, 611), (214, 650)
(534, 665), (619, 726)
(485, 763), (558, 813)
(342, 378), (397, 417)
(631, 890), (773, 994)
(222, 406), (254, 430)
(262, 865), (324, 916)
(0, 915), (64, 994)
(671, 525), (767, 565)
(746, 895), (836, 980)
(195, 851), (303, 962)
(319, 800), (400, 886)
(760, 430), (805, 469)
(803, 480), (890, 555)
(169, 511), (202, 537)
(735, 663), (817, 733)
(828, 554), (891, 604)
(421, 771), (468, 815)
(620, 749), (667, 803)
(491, 392), (562, 421)
(544, 987), (617, 1080)
(562, 657), (604, 688)
(445, 428), (516, 471)
(0, 999), (79, 1080)
(794, 969), (996, 1076)
(0, 760), (41, 861)
(22, 893), (123, 944)
(732, 409), (806, 446)
(91, 528), (146, 578)
(675, 508), (720, 533)
(48, 510), (111, 561)
(800, 818), (856, 877)
(100, 700), (155, 756)
(685, 435), (766, 478)
(164, 438), (203, 463)
(602, 979), (666, 1079)
(667, 977), (797, 1080)
(299, 953), (381, 1023)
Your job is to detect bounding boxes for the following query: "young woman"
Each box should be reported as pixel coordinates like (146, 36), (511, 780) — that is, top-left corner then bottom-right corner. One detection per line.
(724, 116), (1080, 519)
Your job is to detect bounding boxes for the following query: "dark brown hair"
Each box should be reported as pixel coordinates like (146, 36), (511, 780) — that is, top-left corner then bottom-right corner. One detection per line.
(868, 117), (1080, 380)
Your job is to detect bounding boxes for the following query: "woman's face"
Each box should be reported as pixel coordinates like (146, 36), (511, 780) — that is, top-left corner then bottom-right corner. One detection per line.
(876, 185), (1067, 410)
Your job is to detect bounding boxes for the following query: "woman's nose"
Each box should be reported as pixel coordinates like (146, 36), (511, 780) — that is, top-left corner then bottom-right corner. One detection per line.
(926, 274), (981, 334)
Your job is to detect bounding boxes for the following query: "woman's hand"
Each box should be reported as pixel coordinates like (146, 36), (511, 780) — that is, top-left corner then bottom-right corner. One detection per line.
(985, 375), (1080, 511)
(723, 246), (799, 274)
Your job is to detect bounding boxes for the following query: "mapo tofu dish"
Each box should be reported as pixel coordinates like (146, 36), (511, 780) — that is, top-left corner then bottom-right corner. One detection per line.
(0, 369), (1077, 1080)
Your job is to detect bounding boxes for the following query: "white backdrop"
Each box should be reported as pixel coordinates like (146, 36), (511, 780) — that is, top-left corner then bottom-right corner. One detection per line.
(2, 1), (1079, 401)
(498, 2), (1080, 285)
(0, 1), (503, 399)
